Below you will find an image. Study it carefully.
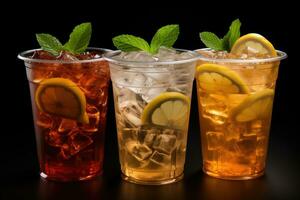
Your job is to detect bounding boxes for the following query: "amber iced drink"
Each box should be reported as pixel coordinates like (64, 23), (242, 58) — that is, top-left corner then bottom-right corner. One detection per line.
(105, 25), (199, 184)
(18, 23), (110, 181)
(196, 20), (287, 180)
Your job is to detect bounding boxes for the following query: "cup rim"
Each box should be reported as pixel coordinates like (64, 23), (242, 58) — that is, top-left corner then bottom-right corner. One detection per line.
(195, 48), (287, 64)
(17, 47), (112, 64)
(103, 48), (200, 66)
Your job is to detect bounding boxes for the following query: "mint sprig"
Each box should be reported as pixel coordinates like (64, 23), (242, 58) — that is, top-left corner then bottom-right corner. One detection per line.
(112, 24), (180, 54)
(199, 19), (241, 52)
(36, 22), (92, 56)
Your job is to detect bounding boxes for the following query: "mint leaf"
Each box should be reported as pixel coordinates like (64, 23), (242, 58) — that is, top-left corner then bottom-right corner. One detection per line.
(64, 22), (92, 54)
(150, 24), (179, 54)
(113, 34), (150, 52)
(199, 19), (241, 51)
(222, 31), (231, 51)
(36, 34), (63, 56)
(199, 32), (223, 51)
(228, 19), (241, 49)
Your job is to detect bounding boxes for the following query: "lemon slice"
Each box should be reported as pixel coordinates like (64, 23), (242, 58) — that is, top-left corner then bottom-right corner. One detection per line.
(231, 33), (277, 57)
(141, 92), (190, 130)
(35, 78), (89, 124)
(231, 89), (274, 122)
(196, 64), (249, 94)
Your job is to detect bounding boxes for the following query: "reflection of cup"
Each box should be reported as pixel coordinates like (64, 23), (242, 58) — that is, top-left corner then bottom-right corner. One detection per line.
(18, 48), (110, 181)
(195, 49), (287, 180)
(105, 49), (198, 185)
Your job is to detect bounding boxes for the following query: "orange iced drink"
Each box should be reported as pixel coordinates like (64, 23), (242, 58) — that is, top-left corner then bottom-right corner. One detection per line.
(196, 32), (287, 180)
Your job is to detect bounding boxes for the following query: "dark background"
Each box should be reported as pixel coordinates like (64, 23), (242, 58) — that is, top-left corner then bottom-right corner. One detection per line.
(1, 3), (299, 200)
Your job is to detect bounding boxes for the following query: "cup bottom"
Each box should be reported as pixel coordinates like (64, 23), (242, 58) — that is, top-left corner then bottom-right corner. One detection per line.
(121, 173), (184, 185)
(203, 167), (265, 180)
(40, 170), (102, 182)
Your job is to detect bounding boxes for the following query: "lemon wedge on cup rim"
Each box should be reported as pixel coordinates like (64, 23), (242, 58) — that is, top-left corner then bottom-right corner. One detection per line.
(231, 33), (277, 57)
(141, 92), (190, 130)
(35, 78), (89, 124)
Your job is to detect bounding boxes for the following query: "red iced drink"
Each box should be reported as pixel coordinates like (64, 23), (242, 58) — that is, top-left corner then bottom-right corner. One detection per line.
(19, 48), (110, 181)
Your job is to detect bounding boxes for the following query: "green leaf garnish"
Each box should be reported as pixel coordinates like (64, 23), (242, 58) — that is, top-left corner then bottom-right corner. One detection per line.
(199, 19), (242, 51)
(36, 34), (63, 56)
(227, 19), (241, 50)
(35, 22), (92, 55)
(63, 22), (92, 54)
(199, 32), (223, 51)
(112, 24), (180, 54)
(113, 35), (150, 52)
(150, 25), (179, 54)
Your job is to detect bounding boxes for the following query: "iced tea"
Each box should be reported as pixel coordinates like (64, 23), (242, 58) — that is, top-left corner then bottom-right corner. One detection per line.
(18, 48), (110, 181)
(105, 48), (198, 184)
(196, 48), (287, 180)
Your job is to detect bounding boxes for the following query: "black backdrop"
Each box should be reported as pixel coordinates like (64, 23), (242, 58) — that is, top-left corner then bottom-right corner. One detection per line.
(1, 3), (299, 200)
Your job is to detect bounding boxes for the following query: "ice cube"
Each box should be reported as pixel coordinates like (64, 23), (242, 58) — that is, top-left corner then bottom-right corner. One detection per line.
(31, 50), (56, 60)
(142, 87), (167, 103)
(36, 112), (53, 129)
(46, 130), (65, 147)
(79, 73), (107, 100)
(116, 71), (164, 102)
(249, 120), (265, 137)
(116, 71), (154, 95)
(155, 47), (177, 61)
(226, 122), (247, 140)
(118, 51), (157, 62)
(162, 128), (175, 135)
(206, 131), (224, 150)
(79, 105), (100, 133)
(256, 136), (268, 157)
(201, 94), (228, 125)
(131, 73), (147, 86)
(59, 144), (73, 160)
(176, 51), (196, 60)
(118, 88), (146, 110)
(137, 126), (161, 144)
(149, 151), (171, 167)
(97, 87), (108, 107)
(70, 132), (93, 151)
(120, 101), (143, 127)
(153, 134), (177, 155)
(120, 128), (138, 143)
(60, 130), (93, 159)
(56, 51), (79, 61)
(136, 128), (147, 143)
(144, 133), (157, 147)
(126, 141), (152, 162)
(237, 134), (257, 156)
(58, 119), (77, 133)
(205, 149), (219, 163)
(117, 88), (138, 106)
(29, 64), (58, 83)
(224, 139), (240, 153)
(256, 136), (268, 171)
(79, 51), (102, 59)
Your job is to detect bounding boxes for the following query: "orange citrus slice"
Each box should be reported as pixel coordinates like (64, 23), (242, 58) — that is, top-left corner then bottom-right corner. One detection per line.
(35, 78), (89, 124)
